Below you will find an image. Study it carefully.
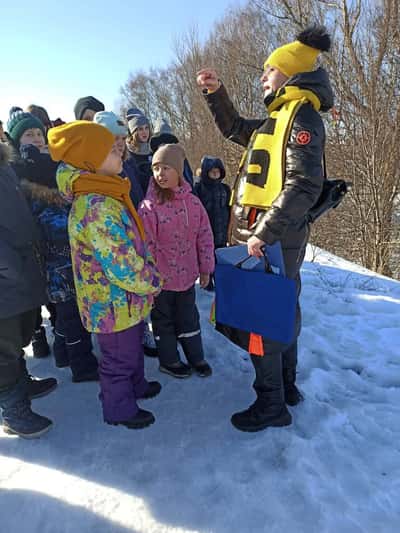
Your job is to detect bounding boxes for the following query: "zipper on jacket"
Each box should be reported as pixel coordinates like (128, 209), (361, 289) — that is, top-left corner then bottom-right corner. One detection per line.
(183, 199), (189, 226)
(126, 292), (132, 317)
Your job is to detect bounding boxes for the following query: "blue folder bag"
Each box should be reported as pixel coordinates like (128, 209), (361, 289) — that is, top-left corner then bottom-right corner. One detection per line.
(214, 244), (296, 344)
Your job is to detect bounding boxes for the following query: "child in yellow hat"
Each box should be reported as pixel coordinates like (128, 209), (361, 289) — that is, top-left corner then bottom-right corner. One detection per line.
(48, 121), (163, 430)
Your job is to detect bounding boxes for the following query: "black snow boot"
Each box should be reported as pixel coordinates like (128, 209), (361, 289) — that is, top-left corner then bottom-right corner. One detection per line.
(107, 409), (155, 429)
(32, 326), (50, 358)
(231, 391), (292, 432)
(141, 381), (162, 399)
(2, 399), (53, 438)
(27, 376), (58, 399)
(283, 368), (304, 406)
(20, 357), (58, 399)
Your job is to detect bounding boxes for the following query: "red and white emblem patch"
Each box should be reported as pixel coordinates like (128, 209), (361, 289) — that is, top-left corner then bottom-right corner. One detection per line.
(296, 130), (312, 145)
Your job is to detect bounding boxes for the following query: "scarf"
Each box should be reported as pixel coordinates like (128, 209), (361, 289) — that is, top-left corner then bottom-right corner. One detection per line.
(235, 86), (321, 209)
(72, 172), (145, 240)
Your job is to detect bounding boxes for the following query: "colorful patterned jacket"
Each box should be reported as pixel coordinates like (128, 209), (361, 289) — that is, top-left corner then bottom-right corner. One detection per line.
(57, 163), (162, 333)
(139, 179), (215, 292)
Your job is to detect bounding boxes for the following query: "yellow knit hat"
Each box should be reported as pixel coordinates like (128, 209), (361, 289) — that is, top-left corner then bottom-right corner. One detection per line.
(264, 26), (331, 78)
(48, 121), (114, 171)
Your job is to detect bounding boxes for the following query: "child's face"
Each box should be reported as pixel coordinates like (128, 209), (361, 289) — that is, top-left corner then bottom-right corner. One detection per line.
(208, 167), (221, 180)
(137, 125), (150, 143)
(98, 146), (123, 175)
(81, 109), (96, 121)
(19, 128), (46, 151)
(153, 164), (180, 189)
(114, 135), (127, 157)
(260, 66), (288, 97)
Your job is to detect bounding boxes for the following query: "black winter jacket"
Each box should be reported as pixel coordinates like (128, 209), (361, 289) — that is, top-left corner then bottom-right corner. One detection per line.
(0, 144), (47, 319)
(204, 68), (334, 253)
(194, 157), (230, 248)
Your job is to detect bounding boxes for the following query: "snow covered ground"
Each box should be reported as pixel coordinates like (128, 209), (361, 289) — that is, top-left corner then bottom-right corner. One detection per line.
(1, 246), (399, 533)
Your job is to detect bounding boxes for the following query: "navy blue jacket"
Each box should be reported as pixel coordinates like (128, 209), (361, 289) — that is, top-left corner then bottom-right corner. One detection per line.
(194, 157), (230, 248)
(11, 144), (75, 304)
(121, 157), (145, 209)
(0, 144), (47, 318)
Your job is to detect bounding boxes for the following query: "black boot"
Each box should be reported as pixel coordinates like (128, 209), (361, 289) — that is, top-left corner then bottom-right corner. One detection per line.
(231, 352), (292, 432)
(107, 409), (155, 429)
(283, 367), (304, 406)
(0, 381), (52, 439)
(27, 376), (58, 399)
(2, 399), (53, 438)
(20, 357), (58, 399)
(32, 326), (50, 358)
(231, 391), (292, 432)
(141, 381), (162, 399)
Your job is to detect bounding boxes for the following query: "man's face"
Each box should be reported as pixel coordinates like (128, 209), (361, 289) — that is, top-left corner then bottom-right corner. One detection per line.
(82, 109), (96, 121)
(260, 66), (288, 98)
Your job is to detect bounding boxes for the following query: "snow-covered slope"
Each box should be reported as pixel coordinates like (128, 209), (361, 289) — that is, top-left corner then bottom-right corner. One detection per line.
(1, 246), (399, 533)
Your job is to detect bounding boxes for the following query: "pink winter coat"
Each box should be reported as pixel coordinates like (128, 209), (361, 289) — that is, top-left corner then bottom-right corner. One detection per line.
(139, 179), (215, 291)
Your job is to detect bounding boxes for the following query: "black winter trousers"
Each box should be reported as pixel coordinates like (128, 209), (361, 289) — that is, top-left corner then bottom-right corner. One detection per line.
(0, 309), (37, 392)
(151, 286), (204, 367)
(53, 299), (98, 379)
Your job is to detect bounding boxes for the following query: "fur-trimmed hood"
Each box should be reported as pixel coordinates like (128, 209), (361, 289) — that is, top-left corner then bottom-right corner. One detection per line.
(20, 178), (67, 208)
(0, 142), (12, 165)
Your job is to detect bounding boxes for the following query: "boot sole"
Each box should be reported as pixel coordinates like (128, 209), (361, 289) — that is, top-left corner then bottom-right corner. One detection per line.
(3, 423), (53, 439)
(107, 417), (155, 429)
(159, 366), (192, 379)
(28, 382), (58, 400)
(231, 412), (292, 432)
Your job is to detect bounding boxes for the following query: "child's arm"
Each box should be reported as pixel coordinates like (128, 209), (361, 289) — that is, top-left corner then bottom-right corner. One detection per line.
(196, 202), (215, 275)
(86, 201), (161, 296)
(138, 200), (158, 262)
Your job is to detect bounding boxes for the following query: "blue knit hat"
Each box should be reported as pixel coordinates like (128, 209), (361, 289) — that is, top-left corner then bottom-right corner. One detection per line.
(94, 111), (128, 136)
(7, 111), (45, 146)
(127, 108), (150, 133)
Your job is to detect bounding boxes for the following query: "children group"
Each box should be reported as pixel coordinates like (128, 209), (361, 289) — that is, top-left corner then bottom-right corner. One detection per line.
(1, 24), (333, 438)
(0, 100), (231, 437)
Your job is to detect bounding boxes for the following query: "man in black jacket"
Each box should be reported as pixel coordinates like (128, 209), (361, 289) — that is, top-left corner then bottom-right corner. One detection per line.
(0, 143), (57, 438)
(197, 26), (333, 432)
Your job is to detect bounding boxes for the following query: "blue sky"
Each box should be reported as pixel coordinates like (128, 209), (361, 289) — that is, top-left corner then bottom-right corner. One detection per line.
(1, 0), (244, 125)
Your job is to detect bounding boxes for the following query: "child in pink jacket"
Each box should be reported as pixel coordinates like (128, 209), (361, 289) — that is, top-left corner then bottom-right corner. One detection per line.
(139, 144), (215, 378)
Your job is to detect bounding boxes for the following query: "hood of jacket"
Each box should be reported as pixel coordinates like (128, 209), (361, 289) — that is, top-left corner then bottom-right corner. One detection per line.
(200, 156), (226, 183)
(0, 142), (12, 165)
(56, 162), (85, 203)
(20, 179), (67, 209)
